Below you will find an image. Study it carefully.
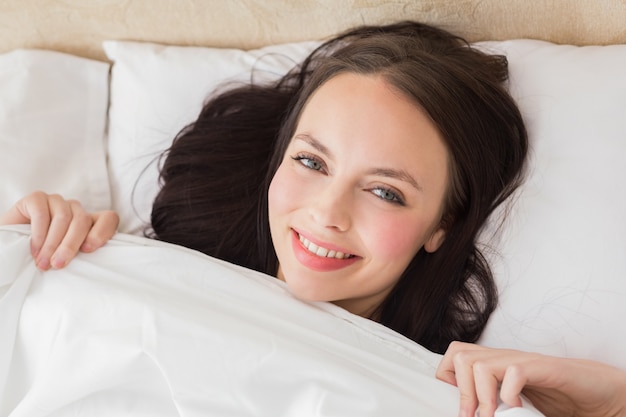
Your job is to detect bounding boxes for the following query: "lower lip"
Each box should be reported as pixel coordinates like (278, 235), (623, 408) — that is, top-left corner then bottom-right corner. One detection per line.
(290, 230), (359, 272)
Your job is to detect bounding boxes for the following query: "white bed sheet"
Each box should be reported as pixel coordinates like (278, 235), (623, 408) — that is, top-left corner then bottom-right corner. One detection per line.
(0, 226), (543, 416)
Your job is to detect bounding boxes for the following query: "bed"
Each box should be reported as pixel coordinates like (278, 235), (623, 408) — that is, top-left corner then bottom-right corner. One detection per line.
(1, 1), (625, 416)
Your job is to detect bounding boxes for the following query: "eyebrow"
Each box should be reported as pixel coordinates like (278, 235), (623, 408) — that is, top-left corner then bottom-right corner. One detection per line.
(294, 134), (333, 158)
(368, 167), (423, 192)
(293, 133), (423, 192)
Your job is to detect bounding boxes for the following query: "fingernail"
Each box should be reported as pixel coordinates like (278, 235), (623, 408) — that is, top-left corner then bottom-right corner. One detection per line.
(36, 257), (50, 270)
(50, 256), (66, 269)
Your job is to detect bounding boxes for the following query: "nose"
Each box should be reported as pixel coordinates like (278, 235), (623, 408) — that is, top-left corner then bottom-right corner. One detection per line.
(308, 182), (352, 232)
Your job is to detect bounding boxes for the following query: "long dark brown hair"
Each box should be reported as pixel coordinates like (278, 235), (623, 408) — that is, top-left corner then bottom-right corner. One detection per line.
(149, 21), (528, 354)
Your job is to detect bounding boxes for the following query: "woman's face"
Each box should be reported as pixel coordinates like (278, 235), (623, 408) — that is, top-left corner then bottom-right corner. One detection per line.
(268, 72), (449, 317)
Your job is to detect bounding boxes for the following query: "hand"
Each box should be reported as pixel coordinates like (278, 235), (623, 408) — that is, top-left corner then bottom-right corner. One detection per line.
(436, 341), (626, 417)
(0, 191), (119, 270)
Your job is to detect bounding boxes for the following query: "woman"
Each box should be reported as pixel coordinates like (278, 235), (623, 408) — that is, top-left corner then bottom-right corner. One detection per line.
(1, 21), (624, 417)
(150, 21), (526, 354)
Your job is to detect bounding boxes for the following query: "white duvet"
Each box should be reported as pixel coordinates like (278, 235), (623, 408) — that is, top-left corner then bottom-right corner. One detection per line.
(0, 226), (543, 416)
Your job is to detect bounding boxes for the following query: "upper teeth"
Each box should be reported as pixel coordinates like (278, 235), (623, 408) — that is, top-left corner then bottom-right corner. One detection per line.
(299, 234), (353, 259)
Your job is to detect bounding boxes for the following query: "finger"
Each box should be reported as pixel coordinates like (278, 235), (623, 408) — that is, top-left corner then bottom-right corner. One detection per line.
(470, 350), (533, 415)
(436, 341), (484, 386)
(473, 360), (504, 417)
(500, 357), (561, 408)
(48, 201), (94, 269)
(439, 342), (521, 417)
(4, 191), (53, 258)
(436, 348), (459, 386)
(80, 210), (119, 253)
(0, 199), (35, 224)
(499, 364), (526, 407)
(35, 196), (76, 270)
(451, 348), (481, 417)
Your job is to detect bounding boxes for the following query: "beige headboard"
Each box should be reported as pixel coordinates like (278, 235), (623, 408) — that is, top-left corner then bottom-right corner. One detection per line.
(2, 0), (625, 61)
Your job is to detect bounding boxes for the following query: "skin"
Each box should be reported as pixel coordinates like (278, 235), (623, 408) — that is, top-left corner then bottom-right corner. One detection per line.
(437, 342), (626, 417)
(0, 191), (118, 270)
(267, 72), (448, 317)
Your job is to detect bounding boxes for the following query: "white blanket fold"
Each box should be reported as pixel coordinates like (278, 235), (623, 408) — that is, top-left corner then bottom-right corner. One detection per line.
(0, 226), (542, 416)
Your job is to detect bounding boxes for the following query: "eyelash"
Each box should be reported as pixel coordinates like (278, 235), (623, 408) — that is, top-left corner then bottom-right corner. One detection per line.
(291, 153), (325, 172)
(370, 187), (405, 206)
(290, 153), (406, 206)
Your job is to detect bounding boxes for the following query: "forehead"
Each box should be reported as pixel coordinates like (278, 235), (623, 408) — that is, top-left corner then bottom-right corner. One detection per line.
(297, 72), (445, 155)
(294, 72), (449, 194)
(299, 71), (433, 134)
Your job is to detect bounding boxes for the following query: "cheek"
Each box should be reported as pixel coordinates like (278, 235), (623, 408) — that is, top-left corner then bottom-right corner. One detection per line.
(268, 168), (285, 218)
(268, 163), (298, 218)
(365, 214), (428, 262)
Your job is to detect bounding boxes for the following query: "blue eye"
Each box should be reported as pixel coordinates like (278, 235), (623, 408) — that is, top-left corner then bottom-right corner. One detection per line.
(292, 154), (324, 171)
(372, 187), (404, 205)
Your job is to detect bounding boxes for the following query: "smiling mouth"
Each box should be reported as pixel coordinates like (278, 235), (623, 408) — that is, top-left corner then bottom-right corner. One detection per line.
(298, 234), (355, 259)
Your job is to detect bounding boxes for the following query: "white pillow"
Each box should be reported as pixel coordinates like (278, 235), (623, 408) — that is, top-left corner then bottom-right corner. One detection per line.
(0, 49), (111, 213)
(476, 40), (626, 370)
(104, 39), (626, 370)
(103, 40), (320, 235)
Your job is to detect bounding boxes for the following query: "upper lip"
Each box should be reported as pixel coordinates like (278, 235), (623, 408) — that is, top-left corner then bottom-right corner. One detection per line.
(292, 228), (358, 257)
